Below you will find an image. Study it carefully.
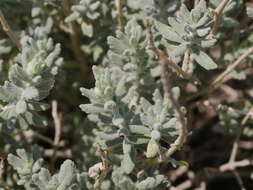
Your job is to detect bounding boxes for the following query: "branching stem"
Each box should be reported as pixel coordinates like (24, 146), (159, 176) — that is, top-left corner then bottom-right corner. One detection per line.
(186, 47), (253, 103)
(210, 0), (231, 36)
(146, 21), (188, 161)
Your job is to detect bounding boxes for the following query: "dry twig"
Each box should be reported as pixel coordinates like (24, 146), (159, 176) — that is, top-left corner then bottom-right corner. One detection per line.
(116, 0), (124, 32)
(0, 9), (21, 50)
(186, 47), (253, 103)
(91, 144), (110, 190)
(219, 107), (253, 189)
(209, 0), (231, 36)
(50, 100), (62, 168)
(146, 21), (188, 162)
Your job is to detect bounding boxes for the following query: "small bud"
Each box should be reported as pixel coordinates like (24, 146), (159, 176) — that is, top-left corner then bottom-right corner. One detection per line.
(146, 138), (159, 158)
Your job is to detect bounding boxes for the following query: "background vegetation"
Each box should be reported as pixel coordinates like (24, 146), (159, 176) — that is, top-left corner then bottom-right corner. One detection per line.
(0, 0), (253, 189)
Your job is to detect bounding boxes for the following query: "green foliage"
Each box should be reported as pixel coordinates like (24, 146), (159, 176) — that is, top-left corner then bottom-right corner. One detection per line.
(0, 28), (62, 128)
(0, 0), (252, 189)
(8, 149), (89, 190)
(155, 0), (217, 70)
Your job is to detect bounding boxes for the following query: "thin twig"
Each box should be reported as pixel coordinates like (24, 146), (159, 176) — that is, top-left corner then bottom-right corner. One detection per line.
(0, 9), (21, 50)
(52, 101), (62, 146)
(232, 170), (247, 190)
(116, 0), (124, 32)
(219, 107), (253, 188)
(212, 47), (253, 88)
(146, 21), (188, 161)
(50, 100), (62, 168)
(186, 47), (253, 103)
(91, 144), (110, 190)
(0, 157), (3, 180)
(209, 0), (231, 36)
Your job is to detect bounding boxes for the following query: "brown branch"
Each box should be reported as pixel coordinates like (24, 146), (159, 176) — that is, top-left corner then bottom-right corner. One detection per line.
(186, 46), (253, 103)
(146, 21), (188, 161)
(91, 144), (110, 190)
(219, 107), (253, 188)
(52, 101), (62, 146)
(116, 0), (124, 32)
(232, 170), (247, 190)
(209, 0), (231, 36)
(0, 157), (3, 180)
(50, 100), (62, 168)
(212, 47), (253, 88)
(0, 9), (21, 51)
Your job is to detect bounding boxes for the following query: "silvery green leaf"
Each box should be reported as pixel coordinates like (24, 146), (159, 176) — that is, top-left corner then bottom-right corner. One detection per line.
(229, 71), (246, 80)
(179, 4), (191, 24)
(27, 101), (50, 111)
(121, 140), (135, 174)
(16, 100), (27, 114)
(9, 65), (31, 87)
(193, 50), (217, 70)
(107, 36), (129, 55)
(80, 87), (94, 100)
(196, 12), (213, 28)
(32, 159), (44, 173)
(223, 17), (240, 27)
(32, 168), (51, 190)
(57, 160), (76, 190)
(115, 77), (126, 97)
(80, 104), (105, 114)
(23, 111), (48, 126)
(0, 82), (22, 102)
(171, 43), (188, 57)
(146, 138), (159, 158)
(0, 105), (18, 120)
(191, 0), (206, 23)
(121, 153), (135, 174)
(172, 86), (180, 100)
(104, 100), (117, 112)
(200, 39), (216, 48)
(22, 87), (39, 100)
(155, 21), (183, 43)
(168, 17), (185, 35)
(247, 7), (253, 19)
(125, 18), (142, 45)
(81, 23), (93, 37)
(129, 125), (150, 135)
(31, 7), (41, 17)
(65, 12), (80, 22)
(196, 27), (211, 37)
(140, 97), (152, 112)
(137, 175), (166, 190)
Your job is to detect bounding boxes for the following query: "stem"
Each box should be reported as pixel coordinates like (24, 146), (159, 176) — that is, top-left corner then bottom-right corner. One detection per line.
(146, 20), (188, 161)
(0, 9), (21, 50)
(50, 100), (62, 168)
(61, 0), (88, 73)
(186, 46), (253, 103)
(210, 0), (231, 36)
(116, 0), (124, 32)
